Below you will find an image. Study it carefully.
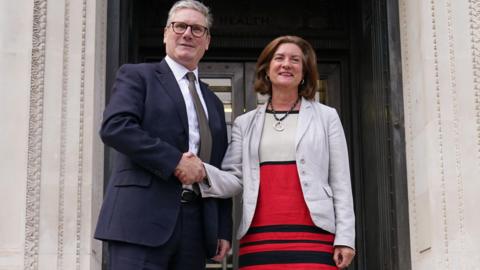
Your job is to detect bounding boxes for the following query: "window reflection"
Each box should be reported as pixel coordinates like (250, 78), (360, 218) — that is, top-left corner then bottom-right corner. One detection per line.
(316, 79), (327, 104)
(202, 78), (234, 143)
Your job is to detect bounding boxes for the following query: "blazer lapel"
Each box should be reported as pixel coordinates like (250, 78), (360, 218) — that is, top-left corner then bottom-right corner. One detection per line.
(296, 97), (313, 150)
(154, 60), (189, 132)
(249, 103), (267, 167)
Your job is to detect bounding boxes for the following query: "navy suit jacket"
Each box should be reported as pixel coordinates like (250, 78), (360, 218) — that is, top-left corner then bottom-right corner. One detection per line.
(94, 59), (232, 257)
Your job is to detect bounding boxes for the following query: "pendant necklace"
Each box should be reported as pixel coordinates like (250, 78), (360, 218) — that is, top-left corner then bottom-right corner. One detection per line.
(268, 97), (299, 132)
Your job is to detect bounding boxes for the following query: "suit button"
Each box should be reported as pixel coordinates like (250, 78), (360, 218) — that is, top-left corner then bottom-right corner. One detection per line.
(303, 182), (309, 187)
(301, 171), (306, 175)
(300, 158), (306, 164)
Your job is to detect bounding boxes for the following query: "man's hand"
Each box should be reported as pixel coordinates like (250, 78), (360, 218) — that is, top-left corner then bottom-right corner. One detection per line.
(174, 152), (206, 185)
(211, 239), (231, 262)
(333, 246), (355, 269)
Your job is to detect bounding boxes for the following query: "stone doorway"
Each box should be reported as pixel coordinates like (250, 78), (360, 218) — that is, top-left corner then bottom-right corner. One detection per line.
(104, 0), (410, 269)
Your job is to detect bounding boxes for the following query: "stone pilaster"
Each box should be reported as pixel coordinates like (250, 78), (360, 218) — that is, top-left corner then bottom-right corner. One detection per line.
(0, 0), (107, 269)
(400, 0), (480, 269)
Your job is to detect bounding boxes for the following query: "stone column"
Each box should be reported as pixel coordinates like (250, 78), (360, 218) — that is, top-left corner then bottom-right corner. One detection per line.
(400, 0), (480, 269)
(0, 0), (107, 269)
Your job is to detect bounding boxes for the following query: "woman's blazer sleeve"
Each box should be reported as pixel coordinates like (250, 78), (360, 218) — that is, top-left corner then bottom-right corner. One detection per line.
(327, 109), (355, 249)
(200, 117), (244, 198)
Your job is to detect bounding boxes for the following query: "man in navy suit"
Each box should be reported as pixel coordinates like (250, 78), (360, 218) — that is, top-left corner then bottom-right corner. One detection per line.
(94, 1), (232, 269)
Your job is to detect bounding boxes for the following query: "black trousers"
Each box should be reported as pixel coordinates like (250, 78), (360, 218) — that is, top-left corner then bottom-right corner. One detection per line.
(108, 201), (206, 270)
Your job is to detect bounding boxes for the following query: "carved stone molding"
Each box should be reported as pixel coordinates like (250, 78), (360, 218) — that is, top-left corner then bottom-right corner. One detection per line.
(24, 0), (48, 269)
(399, 0), (419, 257)
(445, 1), (466, 268)
(469, 0), (480, 169)
(74, 0), (88, 268)
(57, 0), (71, 268)
(429, 0), (450, 268)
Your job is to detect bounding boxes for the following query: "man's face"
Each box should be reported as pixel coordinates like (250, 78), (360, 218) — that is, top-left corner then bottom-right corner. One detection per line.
(164, 8), (210, 70)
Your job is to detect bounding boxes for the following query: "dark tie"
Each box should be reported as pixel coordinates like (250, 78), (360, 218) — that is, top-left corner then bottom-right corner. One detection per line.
(186, 72), (212, 163)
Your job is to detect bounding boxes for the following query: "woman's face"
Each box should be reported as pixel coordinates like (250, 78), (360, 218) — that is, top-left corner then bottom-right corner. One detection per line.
(267, 43), (304, 91)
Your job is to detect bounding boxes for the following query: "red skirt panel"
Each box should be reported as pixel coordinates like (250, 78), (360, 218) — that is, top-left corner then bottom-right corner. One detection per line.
(239, 162), (338, 270)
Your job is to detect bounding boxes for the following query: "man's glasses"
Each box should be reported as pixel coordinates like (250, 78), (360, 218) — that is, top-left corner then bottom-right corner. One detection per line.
(169, 22), (209, 38)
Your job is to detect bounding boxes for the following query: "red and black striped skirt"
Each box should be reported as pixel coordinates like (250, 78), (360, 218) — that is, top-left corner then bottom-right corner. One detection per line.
(238, 162), (338, 270)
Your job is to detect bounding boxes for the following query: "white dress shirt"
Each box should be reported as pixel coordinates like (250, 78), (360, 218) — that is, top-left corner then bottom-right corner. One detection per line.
(165, 56), (209, 156)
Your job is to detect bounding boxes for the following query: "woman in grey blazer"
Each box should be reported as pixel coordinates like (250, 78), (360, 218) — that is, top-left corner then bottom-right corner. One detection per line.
(179, 36), (355, 269)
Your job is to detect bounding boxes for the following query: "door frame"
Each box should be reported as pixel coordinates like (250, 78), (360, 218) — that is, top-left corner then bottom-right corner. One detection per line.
(351, 0), (411, 269)
(104, 0), (411, 269)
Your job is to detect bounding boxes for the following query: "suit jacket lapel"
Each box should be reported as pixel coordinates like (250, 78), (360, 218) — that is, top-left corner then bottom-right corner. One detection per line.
(154, 60), (189, 133)
(296, 97), (313, 150)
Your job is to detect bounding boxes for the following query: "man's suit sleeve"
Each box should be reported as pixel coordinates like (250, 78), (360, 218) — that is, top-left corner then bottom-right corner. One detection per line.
(217, 198), (233, 241)
(100, 64), (182, 179)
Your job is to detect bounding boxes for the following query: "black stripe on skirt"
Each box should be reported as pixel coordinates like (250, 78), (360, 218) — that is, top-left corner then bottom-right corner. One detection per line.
(239, 251), (336, 267)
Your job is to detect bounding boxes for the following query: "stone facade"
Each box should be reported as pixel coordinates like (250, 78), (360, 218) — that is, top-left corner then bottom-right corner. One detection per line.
(400, 0), (480, 268)
(1, 0), (480, 269)
(0, 0), (106, 269)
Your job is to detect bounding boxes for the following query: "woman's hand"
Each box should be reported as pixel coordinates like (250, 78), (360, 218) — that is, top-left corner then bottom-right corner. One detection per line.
(333, 246), (355, 269)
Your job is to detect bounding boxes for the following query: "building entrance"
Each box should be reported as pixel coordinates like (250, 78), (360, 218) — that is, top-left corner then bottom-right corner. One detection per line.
(105, 0), (410, 269)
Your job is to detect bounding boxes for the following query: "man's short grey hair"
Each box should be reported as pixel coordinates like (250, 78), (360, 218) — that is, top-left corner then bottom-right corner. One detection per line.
(166, 0), (213, 30)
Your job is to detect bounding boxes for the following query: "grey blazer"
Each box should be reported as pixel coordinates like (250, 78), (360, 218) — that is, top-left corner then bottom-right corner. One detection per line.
(201, 98), (355, 249)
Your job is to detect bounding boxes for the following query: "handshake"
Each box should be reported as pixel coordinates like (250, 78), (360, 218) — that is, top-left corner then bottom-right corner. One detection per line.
(174, 152), (207, 185)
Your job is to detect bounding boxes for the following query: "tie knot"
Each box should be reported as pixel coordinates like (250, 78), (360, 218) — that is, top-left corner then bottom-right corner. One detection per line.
(186, 72), (196, 83)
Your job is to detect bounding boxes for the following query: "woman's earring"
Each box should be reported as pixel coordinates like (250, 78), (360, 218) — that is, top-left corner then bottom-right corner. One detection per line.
(265, 75), (270, 82)
(301, 79), (305, 85)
